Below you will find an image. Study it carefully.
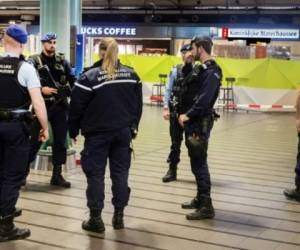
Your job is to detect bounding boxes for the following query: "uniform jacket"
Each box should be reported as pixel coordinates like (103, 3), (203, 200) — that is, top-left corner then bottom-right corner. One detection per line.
(68, 62), (143, 137)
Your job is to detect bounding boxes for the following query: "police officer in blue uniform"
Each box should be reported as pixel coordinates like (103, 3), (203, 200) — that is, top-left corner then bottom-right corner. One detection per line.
(0, 25), (48, 241)
(162, 44), (194, 182)
(69, 37), (143, 233)
(179, 36), (222, 220)
(26, 33), (75, 188)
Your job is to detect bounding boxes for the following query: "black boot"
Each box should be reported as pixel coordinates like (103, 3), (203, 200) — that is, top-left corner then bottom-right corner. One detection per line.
(112, 208), (124, 230)
(50, 165), (71, 188)
(82, 209), (105, 233)
(0, 215), (30, 242)
(13, 208), (22, 218)
(182, 197), (201, 209)
(162, 164), (177, 183)
(284, 187), (300, 202)
(186, 195), (215, 220)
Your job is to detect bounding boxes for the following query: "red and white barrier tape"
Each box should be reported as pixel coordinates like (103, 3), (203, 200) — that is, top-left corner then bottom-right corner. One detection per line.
(216, 103), (295, 110)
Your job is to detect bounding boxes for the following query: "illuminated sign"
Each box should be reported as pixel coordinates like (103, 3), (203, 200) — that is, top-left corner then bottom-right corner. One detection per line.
(81, 26), (137, 36)
(221, 28), (299, 40)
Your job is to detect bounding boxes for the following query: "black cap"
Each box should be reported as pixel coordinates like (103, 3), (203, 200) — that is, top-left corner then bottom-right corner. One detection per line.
(180, 44), (192, 52)
(191, 36), (213, 46)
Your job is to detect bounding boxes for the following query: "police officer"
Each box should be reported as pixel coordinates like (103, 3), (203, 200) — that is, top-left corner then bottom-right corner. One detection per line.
(26, 33), (75, 188)
(284, 91), (300, 201)
(0, 25), (48, 241)
(69, 37), (143, 233)
(162, 44), (194, 182)
(179, 36), (222, 220)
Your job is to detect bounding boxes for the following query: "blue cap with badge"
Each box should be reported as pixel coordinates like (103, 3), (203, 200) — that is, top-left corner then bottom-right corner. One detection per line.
(5, 24), (28, 44)
(180, 44), (192, 52)
(41, 32), (57, 42)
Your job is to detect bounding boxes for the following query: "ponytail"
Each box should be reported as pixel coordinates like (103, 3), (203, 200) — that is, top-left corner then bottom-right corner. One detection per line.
(101, 37), (119, 79)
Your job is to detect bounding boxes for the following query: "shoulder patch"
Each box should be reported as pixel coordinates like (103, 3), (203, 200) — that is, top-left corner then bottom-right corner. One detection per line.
(214, 72), (221, 79)
(78, 73), (89, 82)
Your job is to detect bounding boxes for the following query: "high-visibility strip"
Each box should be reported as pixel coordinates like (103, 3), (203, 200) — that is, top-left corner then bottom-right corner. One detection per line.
(75, 83), (93, 92)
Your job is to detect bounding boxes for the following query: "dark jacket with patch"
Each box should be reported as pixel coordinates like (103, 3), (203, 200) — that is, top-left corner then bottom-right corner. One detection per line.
(180, 59), (222, 119)
(68, 62), (143, 137)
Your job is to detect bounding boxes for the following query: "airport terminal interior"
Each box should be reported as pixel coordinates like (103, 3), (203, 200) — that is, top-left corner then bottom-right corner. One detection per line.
(1, 0), (300, 250)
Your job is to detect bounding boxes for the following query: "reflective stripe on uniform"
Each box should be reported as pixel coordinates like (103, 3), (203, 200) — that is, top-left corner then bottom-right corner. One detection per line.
(75, 82), (93, 92)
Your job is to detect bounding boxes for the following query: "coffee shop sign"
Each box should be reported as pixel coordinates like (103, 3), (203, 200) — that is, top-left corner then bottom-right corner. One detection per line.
(81, 26), (137, 36)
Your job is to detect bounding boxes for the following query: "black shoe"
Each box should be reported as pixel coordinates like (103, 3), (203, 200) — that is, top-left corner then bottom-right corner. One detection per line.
(186, 195), (215, 220)
(50, 165), (71, 188)
(13, 208), (22, 218)
(0, 215), (30, 242)
(112, 209), (124, 230)
(182, 198), (201, 209)
(162, 168), (177, 183)
(82, 209), (105, 233)
(50, 174), (71, 188)
(284, 188), (300, 202)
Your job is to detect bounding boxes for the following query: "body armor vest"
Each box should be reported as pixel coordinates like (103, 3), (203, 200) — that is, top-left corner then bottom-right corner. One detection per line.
(180, 60), (221, 115)
(0, 56), (30, 110)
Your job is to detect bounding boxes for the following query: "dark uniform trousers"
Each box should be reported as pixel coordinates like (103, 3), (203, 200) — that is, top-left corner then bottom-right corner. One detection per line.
(28, 102), (67, 166)
(0, 122), (29, 216)
(81, 127), (132, 210)
(184, 117), (214, 196)
(295, 133), (300, 188)
(168, 112), (184, 165)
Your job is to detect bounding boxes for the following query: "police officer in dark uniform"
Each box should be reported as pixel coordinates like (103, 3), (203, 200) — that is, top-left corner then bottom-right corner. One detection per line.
(284, 90), (300, 202)
(69, 37), (143, 233)
(26, 33), (75, 188)
(162, 44), (194, 182)
(0, 25), (48, 241)
(178, 36), (222, 220)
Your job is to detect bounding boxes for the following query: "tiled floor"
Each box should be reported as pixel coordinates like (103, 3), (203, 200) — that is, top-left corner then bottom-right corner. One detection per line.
(1, 106), (300, 250)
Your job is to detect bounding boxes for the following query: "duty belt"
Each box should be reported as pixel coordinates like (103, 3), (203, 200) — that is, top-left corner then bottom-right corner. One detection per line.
(0, 109), (33, 122)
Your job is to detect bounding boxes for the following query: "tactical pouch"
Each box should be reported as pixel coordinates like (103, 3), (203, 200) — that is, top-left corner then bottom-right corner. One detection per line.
(186, 135), (207, 158)
(185, 117), (213, 158)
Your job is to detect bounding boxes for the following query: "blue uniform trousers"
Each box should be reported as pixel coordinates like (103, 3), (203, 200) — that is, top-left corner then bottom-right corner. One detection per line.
(81, 127), (132, 210)
(167, 113), (184, 166)
(184, 117), (214, 196)
(0, 122), (29, 216)
(28, 103), (67, 166)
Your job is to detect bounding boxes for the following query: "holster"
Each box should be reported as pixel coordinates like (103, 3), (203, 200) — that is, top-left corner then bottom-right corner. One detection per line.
(185, 116), (213, 158)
